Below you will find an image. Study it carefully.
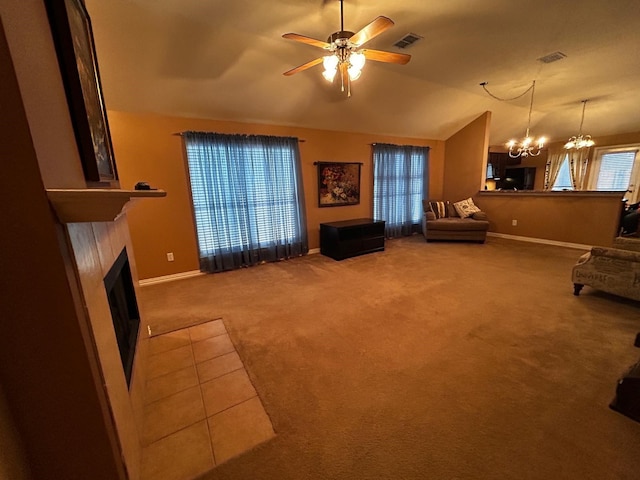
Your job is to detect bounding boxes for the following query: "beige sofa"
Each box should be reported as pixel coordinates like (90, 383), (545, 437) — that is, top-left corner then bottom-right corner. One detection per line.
(422, 200), (490, 243)
(572, 246), (640, 301)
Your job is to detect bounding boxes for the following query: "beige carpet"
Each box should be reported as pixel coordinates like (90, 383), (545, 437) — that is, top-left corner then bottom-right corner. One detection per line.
(139, 236), (640, 480)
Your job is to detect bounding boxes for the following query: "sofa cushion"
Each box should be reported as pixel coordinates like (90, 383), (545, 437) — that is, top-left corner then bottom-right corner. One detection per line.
(426, 218), (489, 232)
(471, 211), (488, 221)
(447, 203), (460, 217)
(428, 200), (450, 219)
(453, 197), (481, 218)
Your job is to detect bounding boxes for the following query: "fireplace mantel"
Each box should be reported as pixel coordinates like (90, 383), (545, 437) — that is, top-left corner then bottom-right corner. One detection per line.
(46, 188), (166, 223)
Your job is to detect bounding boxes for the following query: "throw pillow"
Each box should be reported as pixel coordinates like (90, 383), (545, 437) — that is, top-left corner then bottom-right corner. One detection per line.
(429, 201), (449, 219)
(453, 198), (481, 218)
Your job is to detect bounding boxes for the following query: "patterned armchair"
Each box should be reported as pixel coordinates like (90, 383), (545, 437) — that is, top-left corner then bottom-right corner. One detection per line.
(572, 246), (640, 301)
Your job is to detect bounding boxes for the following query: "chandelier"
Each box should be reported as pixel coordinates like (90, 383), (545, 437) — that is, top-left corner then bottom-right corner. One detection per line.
(564, 100), (595, 150)
(506, 80), (546, 158)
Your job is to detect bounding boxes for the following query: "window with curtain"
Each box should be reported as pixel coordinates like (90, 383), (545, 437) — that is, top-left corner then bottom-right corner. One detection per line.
(373, 143), (429, 238)
(551, 154), (573, 190)
(183, 132), (308, 273)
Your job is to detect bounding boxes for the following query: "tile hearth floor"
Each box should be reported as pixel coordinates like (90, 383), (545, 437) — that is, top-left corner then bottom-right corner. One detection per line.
(140, 319), (275, 480)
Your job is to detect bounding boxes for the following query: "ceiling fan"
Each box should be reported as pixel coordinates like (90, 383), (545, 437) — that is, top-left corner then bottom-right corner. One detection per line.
(282, 0), (411, 96)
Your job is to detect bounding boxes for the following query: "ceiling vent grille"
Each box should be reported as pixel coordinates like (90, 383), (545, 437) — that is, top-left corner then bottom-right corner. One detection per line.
(537, 51), (567, 64)
(393, 33), (423, 49)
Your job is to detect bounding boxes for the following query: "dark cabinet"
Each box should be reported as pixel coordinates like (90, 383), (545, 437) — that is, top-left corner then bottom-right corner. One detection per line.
(320, 218), (385, 260)
(488, 152), (520, 180)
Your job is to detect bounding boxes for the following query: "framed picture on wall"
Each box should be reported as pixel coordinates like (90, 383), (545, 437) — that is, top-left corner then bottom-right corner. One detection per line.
(45, 0), (118, 184)
(317, 162), (361, 207)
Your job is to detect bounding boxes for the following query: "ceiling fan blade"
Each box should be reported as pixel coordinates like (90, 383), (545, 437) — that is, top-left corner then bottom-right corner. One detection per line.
(282, 33), (330, 49)
(283, 57), (324, 76)
(362, 49), (411, 65)
(349, 16), (394, 47)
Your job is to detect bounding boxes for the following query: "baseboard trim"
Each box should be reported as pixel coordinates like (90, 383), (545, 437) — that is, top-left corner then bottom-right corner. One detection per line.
(140, 251), (320, 285)
(487, 232), (591, 250)
(139, 270), (204, 286)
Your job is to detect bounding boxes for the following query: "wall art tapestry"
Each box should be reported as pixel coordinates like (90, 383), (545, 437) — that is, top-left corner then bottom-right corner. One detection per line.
(317, 162), (361, 207)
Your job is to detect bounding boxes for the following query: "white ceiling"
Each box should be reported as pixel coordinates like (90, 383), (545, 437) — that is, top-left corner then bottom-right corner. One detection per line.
(85, 0), (640, 146)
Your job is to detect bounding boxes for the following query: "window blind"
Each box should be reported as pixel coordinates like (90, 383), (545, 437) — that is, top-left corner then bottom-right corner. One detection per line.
(373, 144), (429, 237)
(184, 132), (308, 272)
(596, 150), (638, 191)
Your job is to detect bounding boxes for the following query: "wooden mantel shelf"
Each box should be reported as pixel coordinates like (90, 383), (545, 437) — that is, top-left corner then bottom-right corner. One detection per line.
(46, 188), (166, 223)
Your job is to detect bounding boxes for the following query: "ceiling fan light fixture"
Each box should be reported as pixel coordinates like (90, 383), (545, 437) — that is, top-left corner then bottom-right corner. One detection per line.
(282, 1), (410, 95)
(347, 64), (362, 81)
(323, 55), (339, 70)
(350, 51), (366, 69)
(322, 68), (337, 82)
(322, 55), (339, 82)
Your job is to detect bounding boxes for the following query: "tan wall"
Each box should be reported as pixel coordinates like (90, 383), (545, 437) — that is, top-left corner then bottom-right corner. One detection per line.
(442, 111), (492, 201)
(475, 192), (624, 246)
(108, 111), (445, 279)
(0, 13), (125, 478)
(1, 1), (87, 188)
(1, 3), (150, 477)
(0, 385), (31, 480)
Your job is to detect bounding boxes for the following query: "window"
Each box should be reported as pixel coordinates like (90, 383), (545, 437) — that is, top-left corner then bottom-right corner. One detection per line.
(184, 132), (308, 272)
(588, 145), (640, 201)
(486, 162), (495, 180)
(373, 144), (429, 237)
(551, 154), (573, 190)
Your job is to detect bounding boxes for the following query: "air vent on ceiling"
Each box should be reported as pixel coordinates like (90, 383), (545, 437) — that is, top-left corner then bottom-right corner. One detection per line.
(393, 33), (423, 49)
(537, 51), (567, 64)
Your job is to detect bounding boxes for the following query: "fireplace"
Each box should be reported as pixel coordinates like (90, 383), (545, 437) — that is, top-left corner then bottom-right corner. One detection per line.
(104, 247), (140, 388)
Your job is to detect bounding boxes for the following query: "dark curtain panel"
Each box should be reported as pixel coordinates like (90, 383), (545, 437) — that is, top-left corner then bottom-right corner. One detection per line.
(373, 143), (429, 238)
(184, 132), (308, 272)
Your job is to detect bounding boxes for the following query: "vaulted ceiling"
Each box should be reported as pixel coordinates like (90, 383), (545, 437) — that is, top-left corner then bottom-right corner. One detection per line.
(85, 0), (640, 146)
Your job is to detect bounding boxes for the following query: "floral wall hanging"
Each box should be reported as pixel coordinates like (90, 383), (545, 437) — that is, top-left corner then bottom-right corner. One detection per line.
(317, 162), (361, 207)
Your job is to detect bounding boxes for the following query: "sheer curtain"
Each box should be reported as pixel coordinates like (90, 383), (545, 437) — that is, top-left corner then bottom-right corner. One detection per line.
(373, 143), (429, 237)
(569, 149), (589, 190)
(544, 148), (565, 190)
(183, 132), (308, 273)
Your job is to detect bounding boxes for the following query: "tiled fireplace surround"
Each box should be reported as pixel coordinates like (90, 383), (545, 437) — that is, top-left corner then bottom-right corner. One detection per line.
(67, 216), (148, 479)
(66, 214), (274, 479)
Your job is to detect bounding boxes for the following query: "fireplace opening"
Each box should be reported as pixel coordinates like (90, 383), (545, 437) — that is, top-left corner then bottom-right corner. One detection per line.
(104, 248), (140, 388)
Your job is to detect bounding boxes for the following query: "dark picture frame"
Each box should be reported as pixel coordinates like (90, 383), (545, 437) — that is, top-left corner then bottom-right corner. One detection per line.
(317, 162), (361, 207)
(45, 0), (118, 184)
